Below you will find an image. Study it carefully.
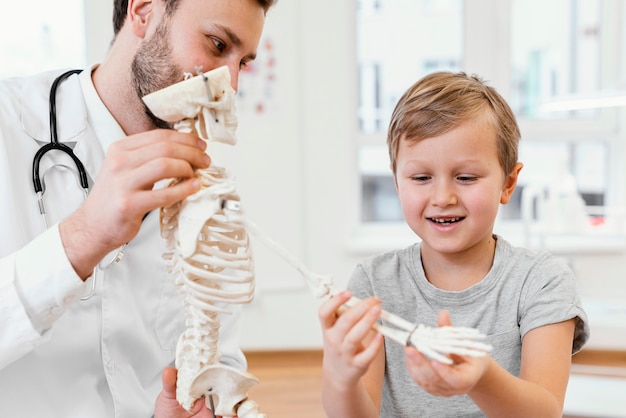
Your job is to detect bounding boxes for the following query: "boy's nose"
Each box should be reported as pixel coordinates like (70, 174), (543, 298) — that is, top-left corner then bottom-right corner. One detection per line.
(431, 181), (458, 207)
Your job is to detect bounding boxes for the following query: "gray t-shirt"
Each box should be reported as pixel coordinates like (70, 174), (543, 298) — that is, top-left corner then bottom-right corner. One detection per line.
(348, 236), (589, 418)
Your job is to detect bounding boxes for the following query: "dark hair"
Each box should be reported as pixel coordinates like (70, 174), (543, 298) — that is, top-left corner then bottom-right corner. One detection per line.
(113, 0), (278, 35)
(387, 71), (520, 177)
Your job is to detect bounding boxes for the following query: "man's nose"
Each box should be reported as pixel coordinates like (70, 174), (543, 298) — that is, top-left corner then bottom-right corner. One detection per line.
(227, 64), (240, 92)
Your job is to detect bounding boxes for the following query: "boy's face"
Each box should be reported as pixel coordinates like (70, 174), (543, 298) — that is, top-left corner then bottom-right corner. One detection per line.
(394, 115), (521, 257)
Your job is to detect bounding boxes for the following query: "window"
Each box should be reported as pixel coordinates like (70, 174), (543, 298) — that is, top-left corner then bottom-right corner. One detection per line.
(0, 0), (86, 78)
(510, 0), (602, 120)
(357, 0), (464, 134)
(356, 0), (625, 248)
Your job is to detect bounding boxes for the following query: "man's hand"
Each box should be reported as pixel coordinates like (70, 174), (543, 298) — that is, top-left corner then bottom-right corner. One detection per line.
(155, 367), (229, 418)
(60, 129), (210, 279)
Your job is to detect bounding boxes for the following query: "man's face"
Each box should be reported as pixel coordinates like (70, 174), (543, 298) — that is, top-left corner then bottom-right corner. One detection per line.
(131, 0), (265, 125)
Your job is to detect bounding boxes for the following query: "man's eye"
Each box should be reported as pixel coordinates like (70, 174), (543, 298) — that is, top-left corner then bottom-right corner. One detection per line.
(211, 38), (226, 52)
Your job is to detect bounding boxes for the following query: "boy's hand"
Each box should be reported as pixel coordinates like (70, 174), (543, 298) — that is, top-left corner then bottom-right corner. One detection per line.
(318, 291), (384, 389)
(404, 310), (490, 397)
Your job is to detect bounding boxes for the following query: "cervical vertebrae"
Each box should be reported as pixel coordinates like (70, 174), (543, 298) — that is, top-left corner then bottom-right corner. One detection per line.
(143, 66), (265, 418)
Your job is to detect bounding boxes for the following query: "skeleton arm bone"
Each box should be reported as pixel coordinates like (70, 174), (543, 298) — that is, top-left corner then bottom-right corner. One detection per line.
(222, 200), (493, 364)
(226, 203), (335, 298)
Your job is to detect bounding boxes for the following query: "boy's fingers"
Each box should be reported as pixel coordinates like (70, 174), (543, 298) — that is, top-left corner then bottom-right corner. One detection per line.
(318, 290), (352, 328)
(437, 310), (453, 327)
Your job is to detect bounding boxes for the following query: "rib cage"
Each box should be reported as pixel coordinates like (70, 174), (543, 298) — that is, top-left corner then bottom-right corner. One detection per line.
(160, 163), (255, 410)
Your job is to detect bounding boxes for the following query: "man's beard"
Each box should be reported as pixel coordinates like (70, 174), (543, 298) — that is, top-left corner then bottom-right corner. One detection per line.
(131, 18), (182, 129)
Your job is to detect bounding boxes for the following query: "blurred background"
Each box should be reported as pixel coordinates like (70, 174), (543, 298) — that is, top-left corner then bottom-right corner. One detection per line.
(2, 0), (625, 415)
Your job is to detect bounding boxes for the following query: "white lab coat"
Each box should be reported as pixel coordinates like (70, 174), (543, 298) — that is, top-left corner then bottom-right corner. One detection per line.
(0, 67), (246, 417)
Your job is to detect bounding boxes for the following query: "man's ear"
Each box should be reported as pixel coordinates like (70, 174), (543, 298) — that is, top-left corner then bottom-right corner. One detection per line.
(500, 162), (523, 205)
(127, 0), (155, 38)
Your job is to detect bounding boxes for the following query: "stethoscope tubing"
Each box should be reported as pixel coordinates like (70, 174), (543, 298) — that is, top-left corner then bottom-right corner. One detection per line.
(33, 69), (123, 300)
(32, 69), (88, 195)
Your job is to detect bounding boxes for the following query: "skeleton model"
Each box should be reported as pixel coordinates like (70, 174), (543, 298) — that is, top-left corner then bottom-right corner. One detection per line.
(143, 66), (493, 417)
(143, 66), (264, 417)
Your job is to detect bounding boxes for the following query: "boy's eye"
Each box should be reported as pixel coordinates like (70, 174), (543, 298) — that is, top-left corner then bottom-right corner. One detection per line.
(411, 175), (430, 182)
(457, 175), (477, 182)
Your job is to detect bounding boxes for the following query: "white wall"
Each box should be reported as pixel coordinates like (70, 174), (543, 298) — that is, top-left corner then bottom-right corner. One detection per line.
(84, 1), (114, 65)
(236, 0), (363, 350)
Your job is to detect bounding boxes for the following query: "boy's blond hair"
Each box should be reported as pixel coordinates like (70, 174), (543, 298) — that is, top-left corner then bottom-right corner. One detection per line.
(387, 71), (520, 176)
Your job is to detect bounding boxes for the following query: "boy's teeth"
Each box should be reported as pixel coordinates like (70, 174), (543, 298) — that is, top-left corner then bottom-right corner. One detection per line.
(432, 217), (461, 224)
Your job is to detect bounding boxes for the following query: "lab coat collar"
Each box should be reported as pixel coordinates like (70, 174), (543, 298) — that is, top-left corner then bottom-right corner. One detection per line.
(72, 65), (125, 179)
(20, 67), (103, 183)
(20, 69), (87, 145)
(76, 65), (126, 156)
(20, 66), (126, 183)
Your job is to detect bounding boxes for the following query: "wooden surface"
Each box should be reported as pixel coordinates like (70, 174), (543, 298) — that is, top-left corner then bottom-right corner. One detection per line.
(571, 349), (626, 378)
(245, 350), (325, 418)
(244, 349), (626, 417)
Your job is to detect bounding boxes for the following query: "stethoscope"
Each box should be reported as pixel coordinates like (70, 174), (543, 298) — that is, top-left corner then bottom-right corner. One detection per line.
(32, 69), (88, 229)
(32, 69), (126, 300)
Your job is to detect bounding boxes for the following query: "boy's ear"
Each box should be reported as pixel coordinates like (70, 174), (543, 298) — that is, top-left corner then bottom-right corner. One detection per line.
(127, 0), (155, 38)
(500, 162), (523, 204)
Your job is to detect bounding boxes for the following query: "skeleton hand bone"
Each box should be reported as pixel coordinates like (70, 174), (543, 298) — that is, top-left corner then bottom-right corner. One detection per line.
(239, 209), (492, 365)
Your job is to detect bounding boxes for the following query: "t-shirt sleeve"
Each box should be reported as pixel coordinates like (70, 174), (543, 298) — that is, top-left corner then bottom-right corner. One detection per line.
(347, 262), (376, 300)
(519, 254), (590, 354)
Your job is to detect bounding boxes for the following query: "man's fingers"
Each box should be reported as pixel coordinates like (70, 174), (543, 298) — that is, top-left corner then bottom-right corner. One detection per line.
(128, 157), (200, 190)
(161, 367), (178, 400)
(114, 140), (210, 174)
(114, 129), (206, 152)
(97, 171), (201, 222)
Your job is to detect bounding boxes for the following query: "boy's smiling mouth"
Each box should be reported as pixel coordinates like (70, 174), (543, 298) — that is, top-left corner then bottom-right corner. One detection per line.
(428, 217), (464, 225)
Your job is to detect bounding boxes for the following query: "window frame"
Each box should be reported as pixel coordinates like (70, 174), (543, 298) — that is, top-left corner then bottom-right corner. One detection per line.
(351, 0), (626, 254)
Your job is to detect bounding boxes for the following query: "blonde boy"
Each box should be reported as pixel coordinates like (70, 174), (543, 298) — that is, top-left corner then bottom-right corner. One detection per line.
(319, 72), (589, 417)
